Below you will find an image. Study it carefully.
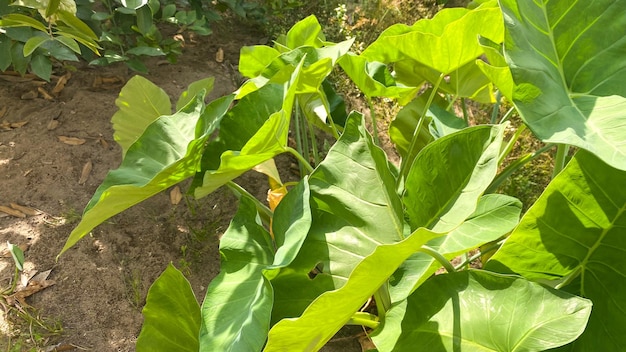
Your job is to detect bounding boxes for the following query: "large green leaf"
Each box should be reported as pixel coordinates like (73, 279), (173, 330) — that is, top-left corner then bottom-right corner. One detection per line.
(389, 194), (521, 303)
(199, 197), (275, 352)
(136, 263), (200, 352)
(176, 77), (215, 112)
(61, 94), (234, 255)
(193, 61), (305, 198)
(270, 112), (408, 320)
(500, 0), (626, 170)
(199, 179), (311, 351)
(372, 270), (592, 352)
(404, 124), (505, 232)
(486, 150), (626, 350)
(361, 3), (503, 75)
(111, 75), (171, 156)
(265, 227), (441, 352)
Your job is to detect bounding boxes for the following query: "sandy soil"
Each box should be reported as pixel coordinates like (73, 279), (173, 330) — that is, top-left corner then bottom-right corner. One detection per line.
(0, 19), (362, 351)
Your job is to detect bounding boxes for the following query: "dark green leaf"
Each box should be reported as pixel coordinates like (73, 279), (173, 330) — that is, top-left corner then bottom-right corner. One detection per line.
(30, 53), (51, 81)
(0, 35), (13, 71)
(126, 46), (164, 56)
(10, 41), (29, 75)
(135, 5), (152, 35)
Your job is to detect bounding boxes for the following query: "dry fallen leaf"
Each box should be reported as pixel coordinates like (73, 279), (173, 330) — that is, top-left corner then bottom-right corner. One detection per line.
(0, 106), (7, 119)
(58, 136), (86, 145)
(52, 72), (71, 96)
(98, 137), (110, 149)
(78, 160), (92, 185)
(47, 119), (60, 130)
(37, 87), (54, 100)
(170, 186), (183, 205)
(10, 202), (41, 216)
(216, 47), (224, 63)
(10, 121), (28, 128)
(0, 205), (26, 218)
(6, 279), (55, 307)
(20, 90), (37, 100)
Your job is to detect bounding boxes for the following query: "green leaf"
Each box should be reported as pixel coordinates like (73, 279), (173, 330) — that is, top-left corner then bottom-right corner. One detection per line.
(239, 45), (281, 78)
(270, 112), (407, 320)
(339, 53), (419, 105)
(199, 180), (311, 351)
(60, 94), (234, 255)
(125, 46), (164, 57)
(199, 197), (275, 351)
(284, 15), (324, 49)
(137, 263), (200, 352)
(372, 270), (591, 352)
(7, 242), (24, 272)
(0, 35), (11, 71)
(23, 36), (49, 57)
(135, 4), (152, 35)
(55, 10), (99, 41)
(0, 14), (48, 32)
(486, 150), (626, 350)
(176, 77), (214, 112)
(54, 35), (80, 54)
(265, 227), (442, 351)
(161, 3), (176, 19)
(500, 0), (626, 170)
(361, 4), (503, 75)
(111, 75), (171, 155)
(30, 53), (51, 81)
(125, 58), (148, 73)
(404, 124), (505, 232)
(40, 38), (78, 61)
(44, 0), (61, 18)
(193, 61), (304, 198)
(10, 42), (29, 75)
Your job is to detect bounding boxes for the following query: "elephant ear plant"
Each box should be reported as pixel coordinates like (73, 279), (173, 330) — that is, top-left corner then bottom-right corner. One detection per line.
(60, 1), (626, 351)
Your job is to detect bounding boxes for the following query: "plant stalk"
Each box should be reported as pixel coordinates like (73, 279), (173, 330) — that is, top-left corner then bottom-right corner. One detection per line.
(347, 312), (379, 329)
(486, 143), (555, 194)
(285, 146), (314, 174)
(419, 245), (455, 273)
(226, 181), (272, 226)
(490, 90), (502, 124)
(552, 144), (570, 179)
(367, 97), (380, 146)
(373, 283), (391, 316)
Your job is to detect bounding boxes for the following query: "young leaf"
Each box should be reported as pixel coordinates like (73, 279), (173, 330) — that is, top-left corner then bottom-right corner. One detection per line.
(500, 0), (626, 170)
(136, 263), (200, 352)
(176, 77), (214, 111)
(285, 15), (324, 49)
(7, 242), (25, 272)
(111, 75), (171, 156)
(372, 270), (591, 351)
(486, 150), (626, 350)
(60, 94), (234, 255)
(23, 36), (49, 57)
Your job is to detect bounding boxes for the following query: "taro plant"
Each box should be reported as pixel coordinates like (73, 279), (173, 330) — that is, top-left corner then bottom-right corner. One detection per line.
(61, 0), (626, 350)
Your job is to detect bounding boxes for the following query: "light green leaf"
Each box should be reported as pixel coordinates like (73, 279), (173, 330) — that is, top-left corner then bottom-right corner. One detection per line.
(0, 14), (48, 32)
(121, 0), (147, 10)
(60, 94), (234, 255)
(111, 75), (171, 156)
(199, 197), (275, 352)
(126, 46), (165, 57)
(404, 124), (505, 232)
(270, 111), (407, 321)
(285, 15), (324, 49)
(54, 35), (80, 54)
(176, 77), (214, 112)
(137, 263), (200, 352)
(486, 150), (626, 350)
(199, 180), (311, 351)
(372, 270), (591, 352)
(193, 61), (304, 198)
(7, 242), (25, 272)
(361, 4), (503, 74)
(265, 227), (441, 352)
(339, 53), (419, 105)
(239, 45), (281, 78)
(500, 0), (626, 170)
(55, 10), (98, 40)
(23, 36), (49, 57)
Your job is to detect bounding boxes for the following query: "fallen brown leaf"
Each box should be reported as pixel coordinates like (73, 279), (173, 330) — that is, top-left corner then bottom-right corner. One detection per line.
(0, 106), (7, 119)
(37, 87), (55, 101)
(170, 186), (183, 205)
(5, 279), (55, 307)
(58, 136), (86, 145)
(10, 121), (28, 128)
(47, 119), (60, 130)
(98, 137), (110, 149)
(78, 160), (92, 185)
(216, 47), (224, 63)
(52, 72), (71, 96)
(20, 90), (37, 100)
(10, 202), (41, 216)
(0, 205), (26, 218)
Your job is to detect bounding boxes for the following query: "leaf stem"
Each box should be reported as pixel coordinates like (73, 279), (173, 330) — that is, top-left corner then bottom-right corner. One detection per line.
(498, 124), (527, 166)
(367, 97), (380, 146)
(490, 91), (502, 124)
(419, 245), (455, 273)
(552, 144), (570, 179)
(373, 283), (391, 316)
(453, 240), (505, 270)
(284, 146), (314, 174)
(226, 181), (272, 226)
(399, 73), (445, 178)
(346, 312), (379, 329)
